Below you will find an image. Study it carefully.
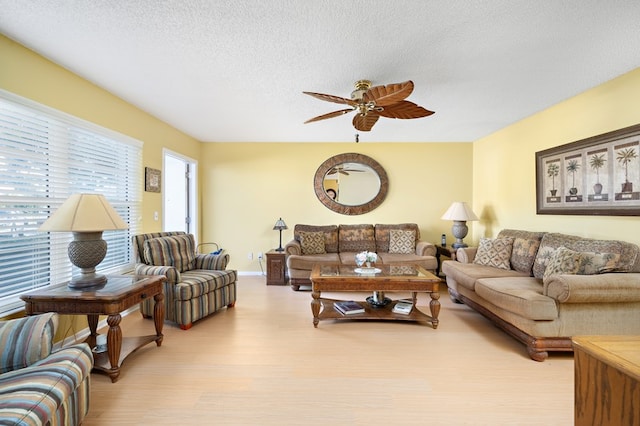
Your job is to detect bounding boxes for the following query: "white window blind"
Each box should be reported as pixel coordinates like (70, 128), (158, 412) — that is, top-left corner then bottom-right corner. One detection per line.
(0, 90), (142, 316)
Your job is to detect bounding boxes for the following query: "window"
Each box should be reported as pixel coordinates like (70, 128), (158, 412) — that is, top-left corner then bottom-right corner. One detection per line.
(0, 90), (142, 316)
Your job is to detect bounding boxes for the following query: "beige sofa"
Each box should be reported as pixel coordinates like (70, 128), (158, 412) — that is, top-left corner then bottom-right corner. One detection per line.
(442, 229), (640, 361)
(285, 223), (437, 290)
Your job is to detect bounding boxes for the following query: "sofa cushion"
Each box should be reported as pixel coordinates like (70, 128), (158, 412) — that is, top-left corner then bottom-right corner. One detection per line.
(533, 233), (638, 278)
(475, 277), (558, 321)
(294, 224), (339, 253)
(338, 224), (376, 252)
(376, 252), (438, 270)
(144, 234), (196, 272)
(374, 223), (420, 253)
(498, 229), (545, 275)
(287, 253), (341, 271)
(473, 237), (514, 270)
(299, 231), (326, 254)
(442, 260), (527, 292)
(388, 229), (416, 254)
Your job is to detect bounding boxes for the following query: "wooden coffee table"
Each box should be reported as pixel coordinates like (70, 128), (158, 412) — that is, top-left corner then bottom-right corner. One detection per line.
(310, 264), (440, 328)
(21, 275), (165, 383)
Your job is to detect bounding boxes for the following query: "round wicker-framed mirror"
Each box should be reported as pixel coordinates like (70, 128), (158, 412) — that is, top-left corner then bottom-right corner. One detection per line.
(314, 153), (388, 215)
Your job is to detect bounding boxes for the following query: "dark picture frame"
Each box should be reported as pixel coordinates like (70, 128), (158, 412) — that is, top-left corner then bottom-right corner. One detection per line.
(536, 123), (640, 216)
(145, 167), (161, 193)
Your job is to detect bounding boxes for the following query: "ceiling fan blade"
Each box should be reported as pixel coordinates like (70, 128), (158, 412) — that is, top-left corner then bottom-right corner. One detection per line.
(304, 108), (354, 124)
(353, 112), (380, 132)
(363, 81), (414, 106)
(377, 101), (435, 119)
(303, 91), (356, 106)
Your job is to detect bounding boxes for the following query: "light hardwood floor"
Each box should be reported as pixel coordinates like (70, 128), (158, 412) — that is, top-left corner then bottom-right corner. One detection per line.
(83, 276), (574, 425)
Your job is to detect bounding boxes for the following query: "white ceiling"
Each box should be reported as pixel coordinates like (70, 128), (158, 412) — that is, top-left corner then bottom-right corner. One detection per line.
(1, 1), (639, 143)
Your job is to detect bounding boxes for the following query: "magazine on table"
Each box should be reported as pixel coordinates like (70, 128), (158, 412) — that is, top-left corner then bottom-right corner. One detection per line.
(334, 300), (365, 315)
(392, 300), (413, 315)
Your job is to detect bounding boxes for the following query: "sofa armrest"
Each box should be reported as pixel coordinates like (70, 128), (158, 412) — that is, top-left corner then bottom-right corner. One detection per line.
(284, 239), (301, 256)
(455, 247), (478, 264)
(0, 313), (57, 374)
(135, 264), (179, 284)
(544, 273), (640, 303)
(195, 253), (229, 270)
(416, 241), (436, 256)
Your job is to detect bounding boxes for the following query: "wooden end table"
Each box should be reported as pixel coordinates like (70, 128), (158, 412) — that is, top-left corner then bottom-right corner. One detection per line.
(435, 244), (456, 277)
(266, 249), (288, 285)
(21, 275), (165, 383)
(310, 264), (440, 329)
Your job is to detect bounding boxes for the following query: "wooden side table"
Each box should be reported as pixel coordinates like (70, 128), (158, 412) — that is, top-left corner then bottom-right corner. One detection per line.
(435, 244), (456, 277)
(21, 275), (165, 383)
(572, 336), (640, 425)
(266, 249), (288, 285)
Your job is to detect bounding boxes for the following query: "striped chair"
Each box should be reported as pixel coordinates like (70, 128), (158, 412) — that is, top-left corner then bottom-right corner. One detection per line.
(133, 232), (237, 330)
(0, 313), (93, 426)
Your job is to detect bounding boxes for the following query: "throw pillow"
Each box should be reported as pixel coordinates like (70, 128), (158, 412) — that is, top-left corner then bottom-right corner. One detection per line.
(578, 251), (621, 275)
(144, 234), (196, 272)
(299, 231), (326, 255)
(388, 229), (416, 254)
(542, 246), (582, 284)
(473, 237), (514, 270)
(510, 237), (542, 275)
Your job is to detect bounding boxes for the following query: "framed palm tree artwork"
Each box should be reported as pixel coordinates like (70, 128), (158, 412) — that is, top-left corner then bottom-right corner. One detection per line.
(536, 123), (640, 216)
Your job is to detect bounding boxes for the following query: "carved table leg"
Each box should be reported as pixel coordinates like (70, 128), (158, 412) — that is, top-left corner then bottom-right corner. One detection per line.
(429, 291), (441, 329)
(106, 314), (122, 382)
(153, 292), (165, 346)
(86, 314), (99, 349)
(311, 291), (321, 328)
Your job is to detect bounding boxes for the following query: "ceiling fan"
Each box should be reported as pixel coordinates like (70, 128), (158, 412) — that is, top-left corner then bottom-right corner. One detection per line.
(303, 80), (434, 132)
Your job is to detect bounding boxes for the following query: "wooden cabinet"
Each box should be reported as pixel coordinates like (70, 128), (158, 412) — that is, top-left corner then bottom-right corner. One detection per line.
(572, 336), (640, 426)
(266, 250), (288, 285)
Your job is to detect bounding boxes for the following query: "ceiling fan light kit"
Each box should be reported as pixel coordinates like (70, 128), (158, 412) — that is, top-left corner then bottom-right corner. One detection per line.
(303, 80), (434, 132)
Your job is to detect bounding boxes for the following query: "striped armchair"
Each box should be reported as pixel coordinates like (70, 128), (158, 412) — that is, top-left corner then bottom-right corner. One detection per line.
(0, 313), (93, 426)
(133, 232), (237, 330)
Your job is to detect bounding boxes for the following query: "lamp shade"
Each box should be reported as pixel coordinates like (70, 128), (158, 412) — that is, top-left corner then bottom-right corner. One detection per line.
(273, 218), (288, 231)
(39, 193), (128, 232)
(440, 202), (479, 221)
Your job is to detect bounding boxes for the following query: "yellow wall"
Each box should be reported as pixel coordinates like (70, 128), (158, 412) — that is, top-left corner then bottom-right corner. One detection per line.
(201, 142), (473, 270)
(0, 35), (202, 234)
(472, 67), (640, 245)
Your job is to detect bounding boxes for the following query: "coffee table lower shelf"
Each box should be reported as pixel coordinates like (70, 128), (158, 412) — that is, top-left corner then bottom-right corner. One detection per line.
(313, 298), (439, 329)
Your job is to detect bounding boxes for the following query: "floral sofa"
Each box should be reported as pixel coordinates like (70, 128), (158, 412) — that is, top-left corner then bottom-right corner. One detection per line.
(134, 232), (237, 330)
(442, 229), (640, 361)
(0, 313), (93, 425)
(285, 223), (437, 290)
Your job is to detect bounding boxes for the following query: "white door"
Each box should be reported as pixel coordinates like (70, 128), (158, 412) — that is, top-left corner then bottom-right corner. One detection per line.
(163, 150), (197, 236)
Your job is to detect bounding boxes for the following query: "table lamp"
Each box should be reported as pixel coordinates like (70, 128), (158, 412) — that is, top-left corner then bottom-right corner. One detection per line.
(273, 217), (288, 252)
(441, 201), (478, 249)
(39, 193), (128, 289)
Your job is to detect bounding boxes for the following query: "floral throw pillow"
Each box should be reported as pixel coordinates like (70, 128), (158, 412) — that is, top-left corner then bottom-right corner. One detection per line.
(473, 237), (514, 270)
(388, 229), (416, 254)
(542, 246), (582, 284)
(299, 231), (326, 255)
(576, 251), (620, 275)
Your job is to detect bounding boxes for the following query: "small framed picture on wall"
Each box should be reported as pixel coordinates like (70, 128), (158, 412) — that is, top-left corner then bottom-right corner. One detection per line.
(145, 167), (161, 193)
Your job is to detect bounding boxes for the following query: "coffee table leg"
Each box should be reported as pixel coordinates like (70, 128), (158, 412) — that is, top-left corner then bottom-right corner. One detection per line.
(153, 292), (164, 346)
(106, 314), (122, 382)
(429, 291), (441, 329)
(311, 291), (321, 328)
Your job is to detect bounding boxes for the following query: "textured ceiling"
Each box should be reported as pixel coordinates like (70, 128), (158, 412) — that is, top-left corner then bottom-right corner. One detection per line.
(1, 1), (639, 143)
